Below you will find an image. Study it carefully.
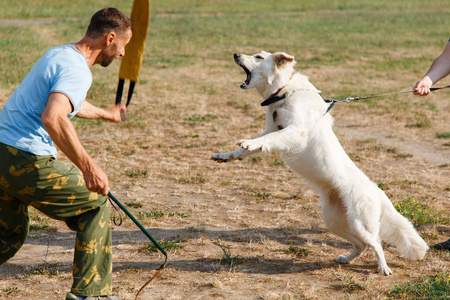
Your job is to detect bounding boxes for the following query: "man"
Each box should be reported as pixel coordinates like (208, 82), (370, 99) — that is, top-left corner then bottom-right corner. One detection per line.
(413, 40), (450, 251)
(0, 8), (132, 300)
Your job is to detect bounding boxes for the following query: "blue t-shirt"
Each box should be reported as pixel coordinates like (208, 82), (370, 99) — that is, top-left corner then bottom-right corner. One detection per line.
(0, 44), (92, 157)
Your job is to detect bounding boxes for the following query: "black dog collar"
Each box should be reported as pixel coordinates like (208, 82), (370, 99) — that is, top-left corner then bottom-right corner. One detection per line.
(261, 94), (287, 106)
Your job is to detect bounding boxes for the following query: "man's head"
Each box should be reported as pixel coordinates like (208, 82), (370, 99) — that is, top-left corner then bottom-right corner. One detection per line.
(86, 8), (133, 67)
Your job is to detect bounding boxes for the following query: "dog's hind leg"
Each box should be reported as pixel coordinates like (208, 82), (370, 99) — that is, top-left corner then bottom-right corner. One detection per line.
(348, 221), (392, 275)
(336, 237), (366, 264)
(368, 239), (392, 275)
(322, 190), (366, 264)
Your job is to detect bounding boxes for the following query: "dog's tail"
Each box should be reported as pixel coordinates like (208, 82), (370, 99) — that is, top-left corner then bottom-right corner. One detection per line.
(379, 195), (429, 260)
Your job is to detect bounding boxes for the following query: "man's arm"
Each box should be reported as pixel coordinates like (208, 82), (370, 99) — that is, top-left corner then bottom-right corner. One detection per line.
(414, 41), (450, 96)
(42, 93), (109, 195)
(76, 100), (126, 121)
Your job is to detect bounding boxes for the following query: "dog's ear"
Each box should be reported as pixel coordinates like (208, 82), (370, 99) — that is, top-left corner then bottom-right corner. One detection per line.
(273, 52), (295, 67)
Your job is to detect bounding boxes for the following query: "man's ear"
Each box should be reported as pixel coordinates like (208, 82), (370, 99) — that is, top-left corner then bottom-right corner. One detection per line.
(105, 32), (116, 46)
(273, 52), (295, 67)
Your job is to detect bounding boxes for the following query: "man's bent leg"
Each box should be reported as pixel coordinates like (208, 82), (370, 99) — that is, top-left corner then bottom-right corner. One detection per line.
(0, 189), (29, 265)
(66, 200), (113, 296)
(0, 144), (113, 296)
(26, 159), (113, 296)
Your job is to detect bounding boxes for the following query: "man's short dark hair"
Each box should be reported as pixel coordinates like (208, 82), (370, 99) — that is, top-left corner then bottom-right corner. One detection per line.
(86, 7), (132, 38)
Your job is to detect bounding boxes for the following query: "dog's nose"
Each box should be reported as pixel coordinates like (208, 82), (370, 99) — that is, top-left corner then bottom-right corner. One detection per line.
(234, 53), (241, 59)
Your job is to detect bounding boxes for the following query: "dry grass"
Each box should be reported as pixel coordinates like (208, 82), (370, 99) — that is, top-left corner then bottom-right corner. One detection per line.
(0, 2), (449, 299)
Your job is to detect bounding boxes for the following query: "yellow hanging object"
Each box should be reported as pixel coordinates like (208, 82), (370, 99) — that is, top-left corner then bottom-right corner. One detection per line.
(119, 0), (150, 83)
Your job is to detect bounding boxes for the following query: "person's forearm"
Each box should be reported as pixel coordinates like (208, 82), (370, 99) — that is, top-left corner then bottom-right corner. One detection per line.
(76, 100), (110, 119)
(76, 101), (126, 122)
(42, 93), (109, 195)
(424, 57), (450, 85)
(422, 43), (450, 85)
(43, 112), (94, 173)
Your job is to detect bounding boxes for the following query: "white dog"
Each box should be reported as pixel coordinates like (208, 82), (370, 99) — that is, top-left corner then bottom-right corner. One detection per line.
(211, 51), (429, 275)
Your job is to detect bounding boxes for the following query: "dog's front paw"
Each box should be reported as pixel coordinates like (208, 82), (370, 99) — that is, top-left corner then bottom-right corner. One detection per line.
(336, 255), (351, 264)
(378, 265), (392, 276)
(237, 139), (262, 152)
(211, 153), (232, 163)
(212, 151), (244, 163)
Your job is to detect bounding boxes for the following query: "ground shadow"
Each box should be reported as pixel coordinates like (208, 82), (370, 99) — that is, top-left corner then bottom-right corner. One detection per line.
(17, 225), (347, 249)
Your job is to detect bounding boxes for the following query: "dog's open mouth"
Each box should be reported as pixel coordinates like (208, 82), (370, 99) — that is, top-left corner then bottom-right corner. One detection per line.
(234, 53), (252, 89)
(239, 64), (251, 89)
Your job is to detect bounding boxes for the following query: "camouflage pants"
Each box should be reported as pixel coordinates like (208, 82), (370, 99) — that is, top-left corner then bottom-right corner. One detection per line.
(0, 143), (113, 297)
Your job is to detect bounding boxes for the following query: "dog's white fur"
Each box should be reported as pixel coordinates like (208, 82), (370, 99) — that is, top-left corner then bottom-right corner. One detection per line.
(211, 51), (429, 275)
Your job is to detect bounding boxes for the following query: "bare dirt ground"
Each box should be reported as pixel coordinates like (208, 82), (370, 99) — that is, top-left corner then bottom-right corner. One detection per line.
(0, 53), (449, 299)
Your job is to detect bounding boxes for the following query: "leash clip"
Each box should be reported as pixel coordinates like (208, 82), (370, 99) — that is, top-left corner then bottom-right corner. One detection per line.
(345, 97), (354, 102)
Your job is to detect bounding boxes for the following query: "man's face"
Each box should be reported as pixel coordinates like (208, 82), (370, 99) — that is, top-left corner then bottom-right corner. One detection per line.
(100, 28), (132, 67)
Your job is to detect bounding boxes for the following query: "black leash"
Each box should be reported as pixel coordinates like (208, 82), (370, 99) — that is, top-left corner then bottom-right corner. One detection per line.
(108, 192), (168, 300)
(323, 85), (450, 114)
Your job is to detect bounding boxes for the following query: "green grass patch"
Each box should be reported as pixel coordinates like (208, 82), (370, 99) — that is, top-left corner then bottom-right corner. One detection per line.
(251, 156), (262, 163)
(421, 232), (438, 241)
(2, 287), (20, 296)
(269, 158), (285, 167)
(186, 142), (207, 148)
(3, 1), (450, 110)
(29, 214), (57, 232)
(252, 192), (272, 200)
(281, 295), (304, 300)
(126, 202), (143, 208)
(148, 54), (195, 69)
(3, 0), (447, 19)
(286, 243), (310, 258)
(141, 239), (184, 253)
(214, 239), (241, 267)
(436, 132), (450, 139)
(405, 112), (431, 128)
(178, 168), (206, 184)
(29, 224), (57, 232)
(26, 265), (59, 276)
(184, 114), (227, 126)
(394, 196), (449, 227)
(343, 277), (366, 294)
(138, 210), (191, 220)
(387, 272), (450, 299)
(124, 169), (148, 178)
(378, 182), (389, 190)
(348, 153), (364, 162)
(358, 138), (399, 154)
(139, 210), (165, 219)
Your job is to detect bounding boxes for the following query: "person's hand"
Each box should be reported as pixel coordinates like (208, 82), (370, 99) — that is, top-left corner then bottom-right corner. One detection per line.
(82, 161), (109, 196)
(413, 76), (433, 96)
(107, 104), (127, 122)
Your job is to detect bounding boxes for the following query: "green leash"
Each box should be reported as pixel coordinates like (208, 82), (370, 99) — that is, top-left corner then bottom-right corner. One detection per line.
(108, 192), (168, 299)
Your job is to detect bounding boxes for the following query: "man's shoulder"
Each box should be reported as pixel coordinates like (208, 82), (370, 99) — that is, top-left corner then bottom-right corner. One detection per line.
(44, 44), (88, 69)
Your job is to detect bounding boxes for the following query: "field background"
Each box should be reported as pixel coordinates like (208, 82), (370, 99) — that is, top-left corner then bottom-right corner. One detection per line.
(0, 1), (449, 299)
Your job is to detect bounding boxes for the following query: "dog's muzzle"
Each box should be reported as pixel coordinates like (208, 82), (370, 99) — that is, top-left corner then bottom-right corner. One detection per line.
(234, 53), (251, 89)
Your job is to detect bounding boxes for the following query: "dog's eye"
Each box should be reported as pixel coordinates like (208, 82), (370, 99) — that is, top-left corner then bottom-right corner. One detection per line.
(255, 55), (265, 60)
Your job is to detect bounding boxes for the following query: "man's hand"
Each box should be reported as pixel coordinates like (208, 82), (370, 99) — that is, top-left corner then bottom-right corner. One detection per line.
(413, 76), (433, 96)
(107, 103), (127, 122)
(82, 161), (110, 196)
